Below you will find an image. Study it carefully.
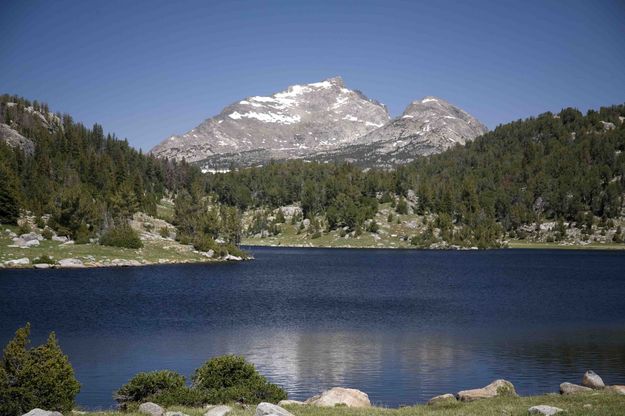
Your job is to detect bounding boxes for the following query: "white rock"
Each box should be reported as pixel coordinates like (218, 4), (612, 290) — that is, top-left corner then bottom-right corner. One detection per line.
(138, 402), (165, 416)
(560, 382), (592, 395)
(165, 412), (190, 416)
(4, 257), (30, 266)
(21, 410), (63, 416)
(255, 402), (294, 416)
(33, 263), (51, 269)
(57, 258), (85, 268)
(457, 379), (517, 402)
(203, 405), (232, 416)
(528, 405), (564, 415)
(427, 393), (456, 405)
(582, 370), (605, 389)
(224, 254), (243, 261)
(305, 387), (371, 408)
(607, 385), (625, 395)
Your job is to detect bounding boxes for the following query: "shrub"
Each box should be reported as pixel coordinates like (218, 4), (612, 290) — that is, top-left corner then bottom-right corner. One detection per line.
(147, 385), (209, 407)
(33, 255), (54, 264)
(0, 324), (80, 416)
(100, 224), (143, 249)
(41, 228), (54, 240)
(17, 222), (31, 235)
(115, 370), (186, 406)
(193, 234), (218, 253)
(159, 227), (171, 238)
(192, 355), (286, 404)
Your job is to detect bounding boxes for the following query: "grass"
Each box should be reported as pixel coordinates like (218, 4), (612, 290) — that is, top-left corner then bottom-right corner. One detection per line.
(80, 391), (625, 415)
(0, 224), (214, 267)
(508, 240), (625, 250)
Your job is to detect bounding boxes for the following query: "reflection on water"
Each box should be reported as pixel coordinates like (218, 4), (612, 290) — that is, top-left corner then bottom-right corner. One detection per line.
(1, 247), (625, 409)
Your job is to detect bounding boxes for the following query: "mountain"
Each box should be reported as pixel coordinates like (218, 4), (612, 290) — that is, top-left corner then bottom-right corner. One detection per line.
(150, 76), (391, 164)
(309, 96), (488, 168)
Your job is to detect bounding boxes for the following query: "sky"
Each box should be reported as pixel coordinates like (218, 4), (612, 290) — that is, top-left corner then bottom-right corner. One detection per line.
(1, 0), (624, 151)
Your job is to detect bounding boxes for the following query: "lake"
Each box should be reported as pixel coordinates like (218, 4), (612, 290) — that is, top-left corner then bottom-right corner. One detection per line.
(1, 247), (625, 409)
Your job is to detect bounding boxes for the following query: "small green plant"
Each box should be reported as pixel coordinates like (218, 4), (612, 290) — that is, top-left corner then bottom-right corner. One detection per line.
(41, 228), (54, 240)
(192, 234), (218, 253)
(33, 255), (55, 264)
(159, 227), (170, 238)
(100, 224), (143, 249)
(17, 222), (31, 235)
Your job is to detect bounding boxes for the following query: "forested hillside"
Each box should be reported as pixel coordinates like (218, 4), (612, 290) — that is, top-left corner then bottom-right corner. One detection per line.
(0, 95), (242, 254)
(2, 94), (624, 250)
(207, 105), (625, 248)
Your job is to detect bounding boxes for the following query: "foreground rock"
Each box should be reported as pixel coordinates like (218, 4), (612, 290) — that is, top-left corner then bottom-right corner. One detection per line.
(560, 382), (592, 395)
(457, 379), (517, 402)
(255, 402), (293, 416)
(305, 387), (372, 408)
(22, 410), (63, 416)
(203, 405), (232, 416)
(582, 370), (605, 389)
(138, 402), (165, 416)
(57, 258), (85, 268)
(278, 400), (305, 406)
(4, 257), (30, 266)
(607, 385), (625, 395)
(166, 412), (190, 416)
(528, 405), (564, 415)
(427, 393), (456, 405)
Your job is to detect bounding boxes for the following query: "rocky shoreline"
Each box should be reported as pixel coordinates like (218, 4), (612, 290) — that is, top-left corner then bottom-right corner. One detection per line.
(20, 371), (625, 416)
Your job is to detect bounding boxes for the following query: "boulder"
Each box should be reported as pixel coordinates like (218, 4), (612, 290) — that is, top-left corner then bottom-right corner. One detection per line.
(528, 405), (564, 415)
(427, 393), (456, 406)
(4, 257), (30, 266)
(607, 385), (625, 395)
(560, 382), (592, 395)
(457, 379), (517, 402)
(20, 232), (43, 241)
(165, 412), (190, 416)
(33, 263), (51, 269)
(52, 235), (69, 242)
(58, 258), (85, 268)
(21, 410), (63, 416)
(255, 402), (294, 416)
(111, 258), (142, 267)
(203, 405), (232, 416)
(138, 402), (165, 416)
(305, 387), (371, 408)
(582, 370), (605, 389)
(224, 254), (243, 261)
(278, 400), (305, 406)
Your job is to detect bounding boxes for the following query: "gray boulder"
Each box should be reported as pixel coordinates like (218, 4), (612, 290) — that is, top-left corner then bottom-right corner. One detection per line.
(457, 379), (517, 402)
(528, 405), (564, 415)
(560, 382), (592, 395)
(305, 387), (371, 408)
(582, 370), (605, 389)
(21, 410), (63, 416)
(57, 258), (85, 268)
(607, 385), (625, 395)
(203, 405), (232, 416)
(33, 263), (52, 269)
(165, 412), (190, 416)
(138, 402), (165, 416)
(255, 402), (294, 416)
(4, 257), (30, 266)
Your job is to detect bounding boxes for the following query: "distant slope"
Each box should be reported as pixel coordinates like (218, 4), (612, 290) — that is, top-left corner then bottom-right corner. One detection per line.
(309, 97), (488, 168)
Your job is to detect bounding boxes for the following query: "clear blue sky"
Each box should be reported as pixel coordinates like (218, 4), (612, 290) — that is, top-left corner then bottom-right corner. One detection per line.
(1, 0), (624, 150)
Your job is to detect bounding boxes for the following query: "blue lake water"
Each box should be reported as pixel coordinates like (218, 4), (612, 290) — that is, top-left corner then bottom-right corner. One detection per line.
(1, 247), (625, 409)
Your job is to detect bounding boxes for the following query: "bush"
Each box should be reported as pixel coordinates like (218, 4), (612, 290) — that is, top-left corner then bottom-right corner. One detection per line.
(41, 228), (54, 240)
(17, 222), (31, 235)
(115, 370), (186, 406)
(100, 224), (143, 249)
(192, 355), (286, 404)
(148, 385), (209, 407)
(159, 227), (171, 238)
(32, 255), (54, 264)
(193, 234), (218, 253)
(0, 324), (80, 416)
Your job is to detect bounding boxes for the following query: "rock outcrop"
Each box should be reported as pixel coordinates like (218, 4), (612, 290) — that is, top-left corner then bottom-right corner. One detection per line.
(203, 405), (232, 416)
(305, 387), (372, 408)
(427, 393), (456, 406)
(21, 409), (63, 416)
